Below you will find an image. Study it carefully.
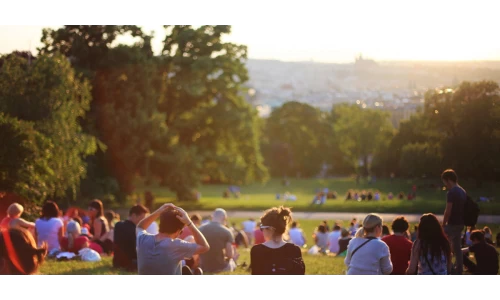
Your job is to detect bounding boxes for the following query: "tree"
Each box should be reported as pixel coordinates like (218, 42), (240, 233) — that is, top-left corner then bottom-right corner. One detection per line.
(424, 81), (500, 185)
(399, 143), (443, 178)
(0, 113), (53, 204)
(264, 101), (330, 177)
(332, 104), (394, 176)
(39, 26), (152, 202)
(0, 53), (97, 203)
(151, 25), (268, 200)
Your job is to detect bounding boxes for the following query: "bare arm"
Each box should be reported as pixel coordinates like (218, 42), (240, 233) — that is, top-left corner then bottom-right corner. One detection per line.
(136, 203), (174, 234)
(13, 218), (35, 229)
(443, 202), (452, 226)
(225, 242), (234, 259)
(406, 239), (420, 275)
(92, 219), (102, 240)
(175, 207), (210, 255)
(58, 226), (64, 245)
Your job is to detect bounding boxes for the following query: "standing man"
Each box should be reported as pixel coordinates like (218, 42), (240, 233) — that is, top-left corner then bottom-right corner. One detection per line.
(199, 208), (235, 273)
(441, 169), (466, 275)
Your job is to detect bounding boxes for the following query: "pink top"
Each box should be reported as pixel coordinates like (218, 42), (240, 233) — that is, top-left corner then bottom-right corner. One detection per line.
(254, 229), (265, 245)
(179, 226), (193, 240)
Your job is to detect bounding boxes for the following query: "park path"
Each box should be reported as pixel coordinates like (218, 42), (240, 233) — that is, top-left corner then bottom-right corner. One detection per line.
(189, 210), (500, 224)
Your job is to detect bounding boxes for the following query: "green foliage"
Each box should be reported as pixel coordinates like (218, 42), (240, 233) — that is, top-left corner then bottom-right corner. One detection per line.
(263, 101), (330, 177)
(0, 114), (53, 203)
(150, 25), (268, 200)
(38, 25), (268, 202)
(0, 53), (97, 203)
(331, 104), (394, 176)
(399, 143), (443, 178)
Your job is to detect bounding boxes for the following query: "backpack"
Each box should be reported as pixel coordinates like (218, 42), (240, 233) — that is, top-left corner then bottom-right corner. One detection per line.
(463, 194), (479, 227)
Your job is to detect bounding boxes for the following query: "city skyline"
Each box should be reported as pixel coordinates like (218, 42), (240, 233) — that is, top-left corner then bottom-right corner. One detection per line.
(2, 14), (500, 64)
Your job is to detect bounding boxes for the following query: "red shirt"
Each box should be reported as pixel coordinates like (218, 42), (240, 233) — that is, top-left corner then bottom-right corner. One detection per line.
(0, 217), (11, 229)
(61, 236), (89, 254)
(382, 234), (413, 275)
(254, 229), (265, 245)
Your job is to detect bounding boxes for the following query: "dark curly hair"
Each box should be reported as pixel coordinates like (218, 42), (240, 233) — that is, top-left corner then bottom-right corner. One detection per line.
(259, 206), (292, 236)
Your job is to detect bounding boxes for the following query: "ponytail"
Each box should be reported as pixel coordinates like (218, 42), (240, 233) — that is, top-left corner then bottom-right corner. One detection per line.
(355, 227), (365, 238)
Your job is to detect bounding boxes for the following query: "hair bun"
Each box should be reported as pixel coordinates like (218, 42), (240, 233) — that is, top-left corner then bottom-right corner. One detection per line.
(278, 206), (292, 218)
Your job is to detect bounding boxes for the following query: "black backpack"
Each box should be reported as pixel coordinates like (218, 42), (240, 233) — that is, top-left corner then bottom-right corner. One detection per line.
(464, 194), (479, 227)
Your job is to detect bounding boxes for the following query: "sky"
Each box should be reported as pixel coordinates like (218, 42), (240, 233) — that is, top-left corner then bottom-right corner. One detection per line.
(2, 4), (500, 63)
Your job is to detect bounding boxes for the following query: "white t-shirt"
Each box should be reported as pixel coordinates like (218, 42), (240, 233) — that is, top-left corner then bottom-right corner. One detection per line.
(289, 227), (305, 246)
(344, 237), (393, 275)
(328, 230), (342, 253)
(146, 221), (159, 235)
(35, 217), (64, 251)
(242, 220), (256, 233)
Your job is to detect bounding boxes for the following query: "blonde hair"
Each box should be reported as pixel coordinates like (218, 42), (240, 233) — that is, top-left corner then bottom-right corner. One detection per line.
(7, 203), (23, 218)
(66, 221), (81, 249)
(355, 213), (383, 238)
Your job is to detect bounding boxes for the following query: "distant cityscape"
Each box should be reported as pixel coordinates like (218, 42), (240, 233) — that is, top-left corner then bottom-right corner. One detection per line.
(245, 55), (500, 127)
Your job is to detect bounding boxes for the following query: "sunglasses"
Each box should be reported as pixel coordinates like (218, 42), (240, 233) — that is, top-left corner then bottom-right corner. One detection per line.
(260, 225), (274, 231)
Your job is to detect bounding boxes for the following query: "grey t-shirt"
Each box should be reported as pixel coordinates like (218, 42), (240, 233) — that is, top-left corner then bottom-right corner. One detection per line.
(447, 185), (466, 225)
(136, 229), (197, 275)
(199, 222), (234, 273)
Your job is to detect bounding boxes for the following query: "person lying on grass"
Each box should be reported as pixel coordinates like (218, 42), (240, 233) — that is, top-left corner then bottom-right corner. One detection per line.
(136, 203), (210, 275)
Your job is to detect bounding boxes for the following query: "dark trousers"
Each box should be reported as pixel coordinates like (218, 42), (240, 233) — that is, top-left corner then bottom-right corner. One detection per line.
(463, 253), (498, 275)
(182, 265), (203, 275)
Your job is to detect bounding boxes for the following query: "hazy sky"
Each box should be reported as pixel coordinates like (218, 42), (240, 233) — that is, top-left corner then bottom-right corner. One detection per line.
(2, 14), (500, 63)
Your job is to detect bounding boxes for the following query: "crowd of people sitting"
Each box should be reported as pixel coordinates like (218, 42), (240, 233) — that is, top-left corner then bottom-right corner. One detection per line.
(345, 188), (417, 201)
(0, 170), (498, 275)
(0, 200), (499, 275)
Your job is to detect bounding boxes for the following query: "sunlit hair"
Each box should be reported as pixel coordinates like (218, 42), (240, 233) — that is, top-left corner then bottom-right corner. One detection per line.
(355, 213), (383, 238)
(260, 206), (292, 236)
(66, 221), (81, 249)
(417, 213), (451, 261)
(89, 199), (104, 218)
(7, 203), (23, 218)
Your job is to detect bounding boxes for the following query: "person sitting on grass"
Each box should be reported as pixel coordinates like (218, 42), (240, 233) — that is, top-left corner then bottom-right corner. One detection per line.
(483, 226), (494, 245)
(0, 227), (47, 275)
(136, 203), (210, 275)
(288, 221), (306, 247)
(0, 203), (35, 232)
(199, 208), (235, 273)
(337, 228), (351, 256)
(61, 221), (89, 254)
(35, 201), (64, 255)
(113, 204), (148, 271)
(382, 216), (413, 275)
(382, 225), (391, 238)
(328, 224), (342, 254)
(344, 213), (393, 275)
(179, 214), (202, 239)
(462, 230), (499, 275)
(406, 213), (452, 275)
(313, 224), (329, 254)
(250, 206), (305, 275)
(411, 225), (418, 242)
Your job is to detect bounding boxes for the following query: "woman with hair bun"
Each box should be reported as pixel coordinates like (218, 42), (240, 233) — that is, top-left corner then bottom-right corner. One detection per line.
(250, 206), (305, 275)
(344, 213), (393, 275)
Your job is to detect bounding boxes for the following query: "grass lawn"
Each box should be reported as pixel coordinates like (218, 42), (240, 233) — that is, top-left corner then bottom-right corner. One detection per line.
(39, 218), (500, 275)
(130, 178), (500, 215)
